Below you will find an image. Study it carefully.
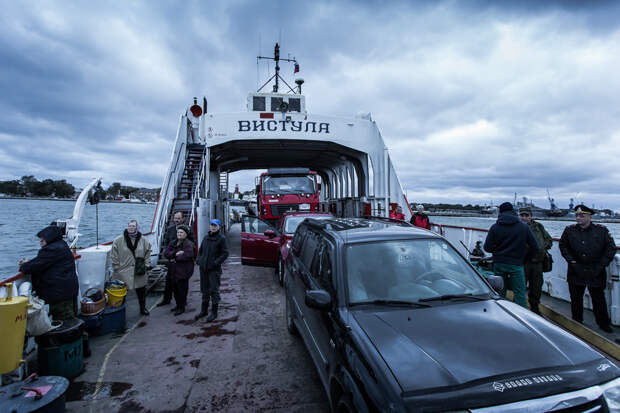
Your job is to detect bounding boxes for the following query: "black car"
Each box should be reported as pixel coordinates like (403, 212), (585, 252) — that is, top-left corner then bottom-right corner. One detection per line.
(284, 217), (620, 413)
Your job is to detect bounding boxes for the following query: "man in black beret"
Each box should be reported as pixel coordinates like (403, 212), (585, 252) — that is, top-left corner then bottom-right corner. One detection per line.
(559, 204), (617, 333)
(484, 202), (539, 308)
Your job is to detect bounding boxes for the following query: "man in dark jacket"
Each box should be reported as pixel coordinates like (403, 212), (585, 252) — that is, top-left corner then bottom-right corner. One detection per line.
(19, 225), (79, 320)
(559, 205), (617, 332)
(195, 219), (229, 321)
(484, 202), (539, 308)
(158, 211), (195, 306)
(519, 207), (553, 314)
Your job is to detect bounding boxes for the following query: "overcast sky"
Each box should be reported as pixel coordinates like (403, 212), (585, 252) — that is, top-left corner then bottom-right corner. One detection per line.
(1, 1), (619, 210)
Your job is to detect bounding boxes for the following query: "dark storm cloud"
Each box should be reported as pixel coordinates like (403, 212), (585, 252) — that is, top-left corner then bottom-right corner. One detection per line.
(0, 1), (619, 209)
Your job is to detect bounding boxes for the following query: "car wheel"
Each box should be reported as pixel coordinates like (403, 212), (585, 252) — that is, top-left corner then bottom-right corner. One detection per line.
(336, 393), (355, 413)
(278, 257), (285, 286)
(285, 296), (299, 336)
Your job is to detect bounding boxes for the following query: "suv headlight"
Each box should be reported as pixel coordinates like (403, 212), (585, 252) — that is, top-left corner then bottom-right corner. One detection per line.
(602, 377), (620, 412)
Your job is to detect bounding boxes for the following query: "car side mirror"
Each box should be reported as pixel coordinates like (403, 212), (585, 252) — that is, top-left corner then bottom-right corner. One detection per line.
(305, 290), (332, 310)
(264, 229), (277, 238)
(487, 275), (504, 292)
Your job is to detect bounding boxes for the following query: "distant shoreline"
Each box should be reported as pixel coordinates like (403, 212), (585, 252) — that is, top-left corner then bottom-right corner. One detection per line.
(0, 196), (155, 204)
(428, 212), (620, 223)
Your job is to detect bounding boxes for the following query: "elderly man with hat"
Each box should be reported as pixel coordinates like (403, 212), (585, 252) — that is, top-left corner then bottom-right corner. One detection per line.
(195, 219), (229, 321)
(484, 202), (539, 307)
(559, 205), (617, 332)
(519, 207), (553, 314)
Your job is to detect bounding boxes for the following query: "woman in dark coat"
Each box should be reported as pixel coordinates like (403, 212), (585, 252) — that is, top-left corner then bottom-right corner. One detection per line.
(163, 224), (195, 315)
(19, 225), (79, 320)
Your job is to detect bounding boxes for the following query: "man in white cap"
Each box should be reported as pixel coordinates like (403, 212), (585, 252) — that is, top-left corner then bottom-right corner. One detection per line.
(410, 204), (431, 229)
(195, 219), (229, 321)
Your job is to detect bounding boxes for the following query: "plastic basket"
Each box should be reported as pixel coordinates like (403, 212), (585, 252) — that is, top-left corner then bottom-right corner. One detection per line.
(105, 286), (127, 308)
(80, 288), (106, 316)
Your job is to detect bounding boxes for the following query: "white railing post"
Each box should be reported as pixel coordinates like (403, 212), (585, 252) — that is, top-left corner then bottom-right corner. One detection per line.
(610, 254), (620, 325)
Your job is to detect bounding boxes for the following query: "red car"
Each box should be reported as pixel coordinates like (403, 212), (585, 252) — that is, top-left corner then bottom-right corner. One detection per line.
(241, 211), (332, 285)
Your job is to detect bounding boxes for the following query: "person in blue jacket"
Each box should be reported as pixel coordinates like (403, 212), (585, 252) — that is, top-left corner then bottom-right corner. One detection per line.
(484, 202), (539, 308)
(19, 225), (79, 320)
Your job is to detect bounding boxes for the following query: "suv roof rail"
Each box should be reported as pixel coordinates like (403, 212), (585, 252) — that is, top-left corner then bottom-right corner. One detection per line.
(304, 218), (332, 230)
(362, 215), (413, 226)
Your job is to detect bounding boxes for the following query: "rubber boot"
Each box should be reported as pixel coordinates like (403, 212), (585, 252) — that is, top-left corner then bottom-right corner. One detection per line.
(136, 287), (149, 316)
(82, 332), (91, 358)
(194, 298), (209, 321)
(174, 307), (185, 316)
(206, 302), (218, 322)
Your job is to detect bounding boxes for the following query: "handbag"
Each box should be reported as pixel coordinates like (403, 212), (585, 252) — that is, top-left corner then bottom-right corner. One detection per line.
(542, 252), (553, 273)
(134, 256), (147, 276)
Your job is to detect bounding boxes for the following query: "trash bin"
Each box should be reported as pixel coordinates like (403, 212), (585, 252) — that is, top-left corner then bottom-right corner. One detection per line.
(36, 318), (85, 379)
(100, 303), (126, 335)
(0, 374), (69, 412)
(0, 283), (29, 374)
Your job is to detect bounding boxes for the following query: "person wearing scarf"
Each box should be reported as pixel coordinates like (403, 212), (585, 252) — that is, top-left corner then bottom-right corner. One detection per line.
(163, 224), (195, 316)
(111, 219), (152, 315)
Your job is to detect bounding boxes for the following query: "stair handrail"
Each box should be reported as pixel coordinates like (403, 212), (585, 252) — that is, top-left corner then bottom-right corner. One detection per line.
(148, 114), (190, 257)
(189, 146), (207, 226)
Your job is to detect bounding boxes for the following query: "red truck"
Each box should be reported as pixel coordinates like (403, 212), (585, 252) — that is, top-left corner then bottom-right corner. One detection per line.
(256, 168), (320, 224)
(241, 211), (332, 285)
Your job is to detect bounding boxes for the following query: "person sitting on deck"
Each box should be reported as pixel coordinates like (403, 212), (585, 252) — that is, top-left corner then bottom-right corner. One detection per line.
(19, 225), (79, 320)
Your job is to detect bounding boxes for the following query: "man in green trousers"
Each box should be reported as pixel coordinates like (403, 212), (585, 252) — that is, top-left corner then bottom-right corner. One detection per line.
(484, 202), (539, 307)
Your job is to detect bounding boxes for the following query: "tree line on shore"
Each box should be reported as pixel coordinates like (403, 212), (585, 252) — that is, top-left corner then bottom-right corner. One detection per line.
(0, 176), (159, 201)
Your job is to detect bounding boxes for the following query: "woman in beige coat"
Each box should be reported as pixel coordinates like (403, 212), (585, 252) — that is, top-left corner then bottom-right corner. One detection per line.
(110, 219), (152, 315)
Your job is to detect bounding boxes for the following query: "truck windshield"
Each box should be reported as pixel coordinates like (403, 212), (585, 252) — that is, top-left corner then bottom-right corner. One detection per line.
(346, 239), (491, 304)
(262, 175), (315, 195)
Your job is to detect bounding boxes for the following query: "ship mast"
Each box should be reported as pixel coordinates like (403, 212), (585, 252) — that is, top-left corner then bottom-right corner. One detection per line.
(257, 43), (300, 94)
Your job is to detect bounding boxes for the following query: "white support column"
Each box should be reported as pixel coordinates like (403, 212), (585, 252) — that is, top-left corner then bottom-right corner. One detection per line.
(384, 147), (389, 217)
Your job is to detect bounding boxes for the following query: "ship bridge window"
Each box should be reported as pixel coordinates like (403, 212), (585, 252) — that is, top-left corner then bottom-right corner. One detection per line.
(271, 97), (283, 111)
(253, 96), (266, 111)
(288, 98), (300, 112)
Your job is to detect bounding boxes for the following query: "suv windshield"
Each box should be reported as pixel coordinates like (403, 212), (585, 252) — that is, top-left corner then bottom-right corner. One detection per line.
(346, 239), (491, 304)
(262, 175), (316, 195)
(284, 215), (330, 234)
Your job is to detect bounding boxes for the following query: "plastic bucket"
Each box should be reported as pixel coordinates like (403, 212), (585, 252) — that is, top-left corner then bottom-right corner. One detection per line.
(106, 286), (127, 307)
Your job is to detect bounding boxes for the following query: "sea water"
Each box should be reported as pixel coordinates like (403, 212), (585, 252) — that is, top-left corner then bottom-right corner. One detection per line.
(2, 198), (618, 280)
(0, 198), (155, 279)
(430, 215), (620, 241)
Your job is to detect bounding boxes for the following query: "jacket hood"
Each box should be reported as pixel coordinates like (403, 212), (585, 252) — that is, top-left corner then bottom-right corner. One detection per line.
(37, 225), (63, 244)
(352, 300), (617, 408)
(497, 210), (520, 225)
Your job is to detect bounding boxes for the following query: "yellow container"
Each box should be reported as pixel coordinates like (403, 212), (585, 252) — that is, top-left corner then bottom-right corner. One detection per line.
(0, 283), (29, 374)
(106, 287), (127, 307)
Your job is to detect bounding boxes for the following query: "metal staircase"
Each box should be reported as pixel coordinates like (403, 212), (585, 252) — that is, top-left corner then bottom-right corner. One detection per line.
(160, 144), (205, 252)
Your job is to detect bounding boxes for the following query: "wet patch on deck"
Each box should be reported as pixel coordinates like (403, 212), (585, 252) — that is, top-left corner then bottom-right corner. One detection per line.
(164, 356), (180, 366)
(182, 315), (238, 339)
(65, 381), (133, 401)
